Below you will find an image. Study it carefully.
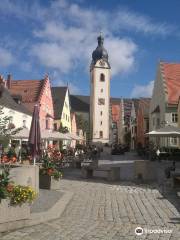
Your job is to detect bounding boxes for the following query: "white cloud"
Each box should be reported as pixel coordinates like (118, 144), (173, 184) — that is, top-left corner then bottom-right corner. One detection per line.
(106, 37), (137, 75)
(31, 43), (73, 73)
(51, 70), (80, 94)
(131, 81), (154, 97)
(114, 8), (175, 36)
(0, 47), (14, 67)
(31, 2), (138, 77)
(0, 0), (46, 21)
(0, 0), (177, 88)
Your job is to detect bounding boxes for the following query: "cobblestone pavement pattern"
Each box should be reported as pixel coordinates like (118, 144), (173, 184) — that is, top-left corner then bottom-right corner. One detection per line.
(1, 173), (180, 240)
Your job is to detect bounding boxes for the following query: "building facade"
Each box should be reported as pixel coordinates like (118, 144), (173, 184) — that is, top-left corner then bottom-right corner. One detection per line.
(51, 87), (71, 133)
(149, 61), (180, 147)
(6, 74), (54, 131)
(0, 78), (32, 130)
(90, 34), (111, 143)
(136, 98), (151, 147)
(130, 99), (139, 150)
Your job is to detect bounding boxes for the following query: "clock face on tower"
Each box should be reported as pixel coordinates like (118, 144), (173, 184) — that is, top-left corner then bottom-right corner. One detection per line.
(99, 60), (105, 66)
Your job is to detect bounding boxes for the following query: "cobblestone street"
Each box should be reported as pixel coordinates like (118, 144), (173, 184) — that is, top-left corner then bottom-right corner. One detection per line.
(1, 171), (180, 240)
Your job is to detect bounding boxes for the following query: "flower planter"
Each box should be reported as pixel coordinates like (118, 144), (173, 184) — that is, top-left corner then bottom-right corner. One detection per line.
(22, 160), (30, 165)
(0, 199), (30, 224)
(51, 177), (60, 190)
(39, 174), (61, 190)
(39, 174), (51, 189)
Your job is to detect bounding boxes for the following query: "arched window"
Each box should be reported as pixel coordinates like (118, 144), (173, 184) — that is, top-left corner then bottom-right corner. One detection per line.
(100, 73), (105, 82)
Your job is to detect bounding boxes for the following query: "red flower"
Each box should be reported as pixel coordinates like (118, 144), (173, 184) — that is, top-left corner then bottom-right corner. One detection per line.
(2, 155), (8, 163)
(11, 157), (17, 163)
(47, 168), (54, 176)
(6, 184), (14, 192)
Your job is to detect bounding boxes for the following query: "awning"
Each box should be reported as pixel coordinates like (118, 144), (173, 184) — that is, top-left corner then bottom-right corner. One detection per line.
(12, 128), (72, 140)
(66, 133), (84, 140)
(146, 125), (180, 137)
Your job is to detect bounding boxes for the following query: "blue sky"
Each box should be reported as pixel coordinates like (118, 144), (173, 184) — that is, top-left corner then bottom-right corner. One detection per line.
(0, 0), (180, 98)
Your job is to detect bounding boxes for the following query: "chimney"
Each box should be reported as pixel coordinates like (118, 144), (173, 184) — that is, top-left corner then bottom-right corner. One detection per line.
(7, 74), (12, 89)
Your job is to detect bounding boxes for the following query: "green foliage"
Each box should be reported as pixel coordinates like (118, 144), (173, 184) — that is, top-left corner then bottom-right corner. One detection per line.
(40, 154), (63, 180)
(0, 165), (11, 202)
(59, 123), (69, 133)
(0, 106), (22, 148)
(9, 185), (37, 205)
(76, 114), (89, 133)
(76, 114), (89, 141)
(7, 147), (16, 158)
(0, 165), (37, 205)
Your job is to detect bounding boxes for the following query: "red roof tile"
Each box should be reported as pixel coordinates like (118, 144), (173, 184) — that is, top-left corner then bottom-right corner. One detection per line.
(9, 79), (45, 112)
(9, 79), (44, 102)
(161, 62), (180, 104)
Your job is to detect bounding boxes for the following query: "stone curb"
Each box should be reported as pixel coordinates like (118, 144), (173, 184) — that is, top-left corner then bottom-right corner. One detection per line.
(0, 190), (74, 234)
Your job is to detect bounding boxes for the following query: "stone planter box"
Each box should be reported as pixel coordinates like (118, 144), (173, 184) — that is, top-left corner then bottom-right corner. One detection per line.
(39, 174), (60, 190)
(0, 199), (30, 224)
(9, 164), (39, 193)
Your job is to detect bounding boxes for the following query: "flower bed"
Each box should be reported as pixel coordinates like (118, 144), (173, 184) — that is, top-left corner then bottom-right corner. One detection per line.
(0, 164), (37, 224)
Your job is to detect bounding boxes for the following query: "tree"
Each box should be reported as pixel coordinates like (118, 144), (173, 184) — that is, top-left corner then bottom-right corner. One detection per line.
(59, 123), (69, 134)
(76, 114), (89, 133)
(76, 114), (89, 141)
(0, 106), (20, 148)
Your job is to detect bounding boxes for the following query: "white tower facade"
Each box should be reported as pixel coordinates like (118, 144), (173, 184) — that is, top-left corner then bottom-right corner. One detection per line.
(90, 34), (111, 143)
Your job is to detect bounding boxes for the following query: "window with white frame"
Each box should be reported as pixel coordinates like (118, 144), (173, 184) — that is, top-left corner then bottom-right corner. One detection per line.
(172, 113), (178, 123)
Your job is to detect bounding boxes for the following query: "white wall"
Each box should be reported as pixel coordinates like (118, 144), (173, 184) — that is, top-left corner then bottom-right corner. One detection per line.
(149, 63), (179, 147)
(1, 106), (32, 129)
(90, 60), (110, 143)
(149, 63), (167, 131)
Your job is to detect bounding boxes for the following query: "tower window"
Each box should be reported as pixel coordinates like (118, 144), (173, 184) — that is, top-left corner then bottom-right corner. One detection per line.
(100, 121), (102, 125)
(100, 73), (105, 82)
(101, 88), (103, 93)
(99, 131), (103, 138)
(100, 111), (103, 116)
(23, 120), (26, 128)
(98, 98), (105, 105)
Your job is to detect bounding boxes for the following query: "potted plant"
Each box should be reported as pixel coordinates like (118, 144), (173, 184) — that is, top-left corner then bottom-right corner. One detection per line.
(39, 152), (63, 189)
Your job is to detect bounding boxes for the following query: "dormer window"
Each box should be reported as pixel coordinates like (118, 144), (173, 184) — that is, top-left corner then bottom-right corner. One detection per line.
(100, 73), (105, 82)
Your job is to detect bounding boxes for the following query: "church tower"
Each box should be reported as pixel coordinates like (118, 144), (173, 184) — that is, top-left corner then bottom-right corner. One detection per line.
(90, 34), (111, 143)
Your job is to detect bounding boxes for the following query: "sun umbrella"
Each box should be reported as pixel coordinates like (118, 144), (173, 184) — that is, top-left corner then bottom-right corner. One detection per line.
(146, 125), (180, 137)
(28, 104), (41, 165)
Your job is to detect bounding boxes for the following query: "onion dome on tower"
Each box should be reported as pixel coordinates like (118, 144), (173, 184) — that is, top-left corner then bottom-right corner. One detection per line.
(91, 34), (110, 67)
